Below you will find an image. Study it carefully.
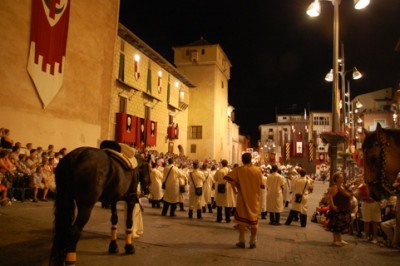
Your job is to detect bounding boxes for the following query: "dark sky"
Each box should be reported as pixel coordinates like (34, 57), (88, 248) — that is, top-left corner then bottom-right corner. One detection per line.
(119, 0), (400, 146)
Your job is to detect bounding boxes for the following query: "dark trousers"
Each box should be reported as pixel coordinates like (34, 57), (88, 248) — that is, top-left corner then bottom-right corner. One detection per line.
(269, 212), (281, 225)
(151, 199), (161, 208)
(285, 210), (298, 225)
(217, 206), (232, 222)
(162, 202), (177, 216)
(285, 210), (307, 227)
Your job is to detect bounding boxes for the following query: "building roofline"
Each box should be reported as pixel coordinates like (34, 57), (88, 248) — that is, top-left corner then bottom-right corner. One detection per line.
(172, 39), (232, 67)
(118, 24), (196, 88)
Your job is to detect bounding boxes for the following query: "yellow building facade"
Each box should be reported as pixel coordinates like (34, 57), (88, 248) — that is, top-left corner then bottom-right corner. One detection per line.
(173, 40), (240, 163)
(0, 1), (242, 162)
(110, 25), (194, 155)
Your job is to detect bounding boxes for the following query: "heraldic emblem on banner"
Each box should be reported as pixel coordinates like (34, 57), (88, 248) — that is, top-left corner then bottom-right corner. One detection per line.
(27, 0), (71, 108)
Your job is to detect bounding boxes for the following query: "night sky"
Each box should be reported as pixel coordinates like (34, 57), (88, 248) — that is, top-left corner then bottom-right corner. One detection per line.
(119, 0), (400, 146)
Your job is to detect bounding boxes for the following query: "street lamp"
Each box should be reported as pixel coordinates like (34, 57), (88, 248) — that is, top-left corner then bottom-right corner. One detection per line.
(306, 0), (369, 183)
(325, 43), (363, 135)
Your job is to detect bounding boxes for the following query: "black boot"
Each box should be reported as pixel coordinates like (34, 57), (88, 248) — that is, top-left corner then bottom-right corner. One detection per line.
(188, 210), (193, 219)
(269, 212), (275, 225)
(170, 203), (177, 217)
(179, 202), (185, 211)
(293, 212), (299, 222)
(261, 212), (267, 220)
(285, 210), (298, 225)
(225, 207), (232, 223)
(300, 214), (307, 227)
(197, 209), (202, 219)
(207, 204), (213, 213)
(216, 206), (222, 222)
(275, 213), (281, 225)
(156, 201), (161, 208)
(202, 206), (206, 213)
(161, 202), (170, 216)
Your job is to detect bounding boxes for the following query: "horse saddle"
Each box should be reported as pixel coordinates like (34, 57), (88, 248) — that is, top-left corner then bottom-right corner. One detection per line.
(103, 143), (138, 170)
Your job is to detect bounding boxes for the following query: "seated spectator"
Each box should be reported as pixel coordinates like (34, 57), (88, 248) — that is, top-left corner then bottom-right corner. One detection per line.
(0, 149), (17, 200)
(32, 165), (49, 202)
(25, 149), (39, 173)
(0, 129), (14, 150)
(53, 152), (62, 167)
(15, 154), (31, 176)
(0, 149), (16, 174)
(46, 144), (55, 155)
(19, 143), (33, 157)
(59, 147), (67, 158)
(9, 145), (21, 164)
(36, 146), (44, 164)
(380, 196), (398, 248)
(0, 174), (9, 206)
(42, 157), (56, 193)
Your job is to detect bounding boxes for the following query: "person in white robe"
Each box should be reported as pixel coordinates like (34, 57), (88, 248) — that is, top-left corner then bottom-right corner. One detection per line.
(266, 165), (285, 225)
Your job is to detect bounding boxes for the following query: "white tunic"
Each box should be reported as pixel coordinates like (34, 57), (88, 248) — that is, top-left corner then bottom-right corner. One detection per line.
(162, 165), (183, 204)
(214, 166), (236, 207)
(290, 175), (313, 214)
(149, 168), (163, 201)
(266, 172), (285, 213)
(188, 169), (205, 210)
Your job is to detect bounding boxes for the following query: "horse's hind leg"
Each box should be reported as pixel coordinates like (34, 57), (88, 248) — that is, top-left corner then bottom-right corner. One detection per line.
(124, 200), (135, 254)
(108, 202), (119, 254)
(65, 206), (94, 266)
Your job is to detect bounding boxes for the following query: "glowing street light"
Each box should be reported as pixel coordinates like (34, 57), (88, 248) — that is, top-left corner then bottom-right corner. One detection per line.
(306, 0), (369, 182)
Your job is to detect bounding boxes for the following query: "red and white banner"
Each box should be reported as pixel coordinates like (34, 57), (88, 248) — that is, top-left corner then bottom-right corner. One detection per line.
(115, 112), (136, 144)
(146, 119), (157, 147)
(27, 0), (71, 108)
(136, 117), (146, 148)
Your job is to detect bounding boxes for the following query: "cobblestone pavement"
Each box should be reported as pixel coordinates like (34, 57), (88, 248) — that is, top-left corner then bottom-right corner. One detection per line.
(0, 181), (399, 266)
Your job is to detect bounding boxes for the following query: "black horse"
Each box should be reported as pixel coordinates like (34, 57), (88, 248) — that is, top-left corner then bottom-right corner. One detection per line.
(49, 141), (150, 266)
(362, 123), (400, 201)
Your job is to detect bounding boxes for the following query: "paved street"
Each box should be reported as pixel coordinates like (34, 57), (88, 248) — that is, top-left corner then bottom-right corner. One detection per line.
(0, 181), (399, 266)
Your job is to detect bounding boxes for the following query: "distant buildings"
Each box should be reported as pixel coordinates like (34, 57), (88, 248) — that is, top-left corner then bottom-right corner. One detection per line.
(258, 86), (399, 176)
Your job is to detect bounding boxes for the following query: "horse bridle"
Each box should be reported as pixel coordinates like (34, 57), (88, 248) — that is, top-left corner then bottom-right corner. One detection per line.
(365, 133), (398, 195)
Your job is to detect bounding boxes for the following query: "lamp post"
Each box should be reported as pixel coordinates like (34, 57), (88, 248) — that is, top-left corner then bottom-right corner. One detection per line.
(325, 43), (362, 141)
(306, 0), (369, 183)
(353, 99), (363, 148)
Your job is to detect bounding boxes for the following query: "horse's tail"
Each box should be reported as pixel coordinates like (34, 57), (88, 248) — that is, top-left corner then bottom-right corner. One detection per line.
(49, 156), (76, 266)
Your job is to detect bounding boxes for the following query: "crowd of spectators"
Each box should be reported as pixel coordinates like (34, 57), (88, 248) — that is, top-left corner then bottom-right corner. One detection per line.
(0, 128), (64, 205)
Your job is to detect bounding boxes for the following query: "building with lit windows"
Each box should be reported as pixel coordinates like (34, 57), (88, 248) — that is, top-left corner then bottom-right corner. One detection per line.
(173, 39), (240, 163)
(0, 2), (242, 163)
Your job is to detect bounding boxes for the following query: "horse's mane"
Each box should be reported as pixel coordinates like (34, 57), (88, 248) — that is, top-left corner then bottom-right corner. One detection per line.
(383, 128), (400, 144)
(362, 126), (400, 149)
